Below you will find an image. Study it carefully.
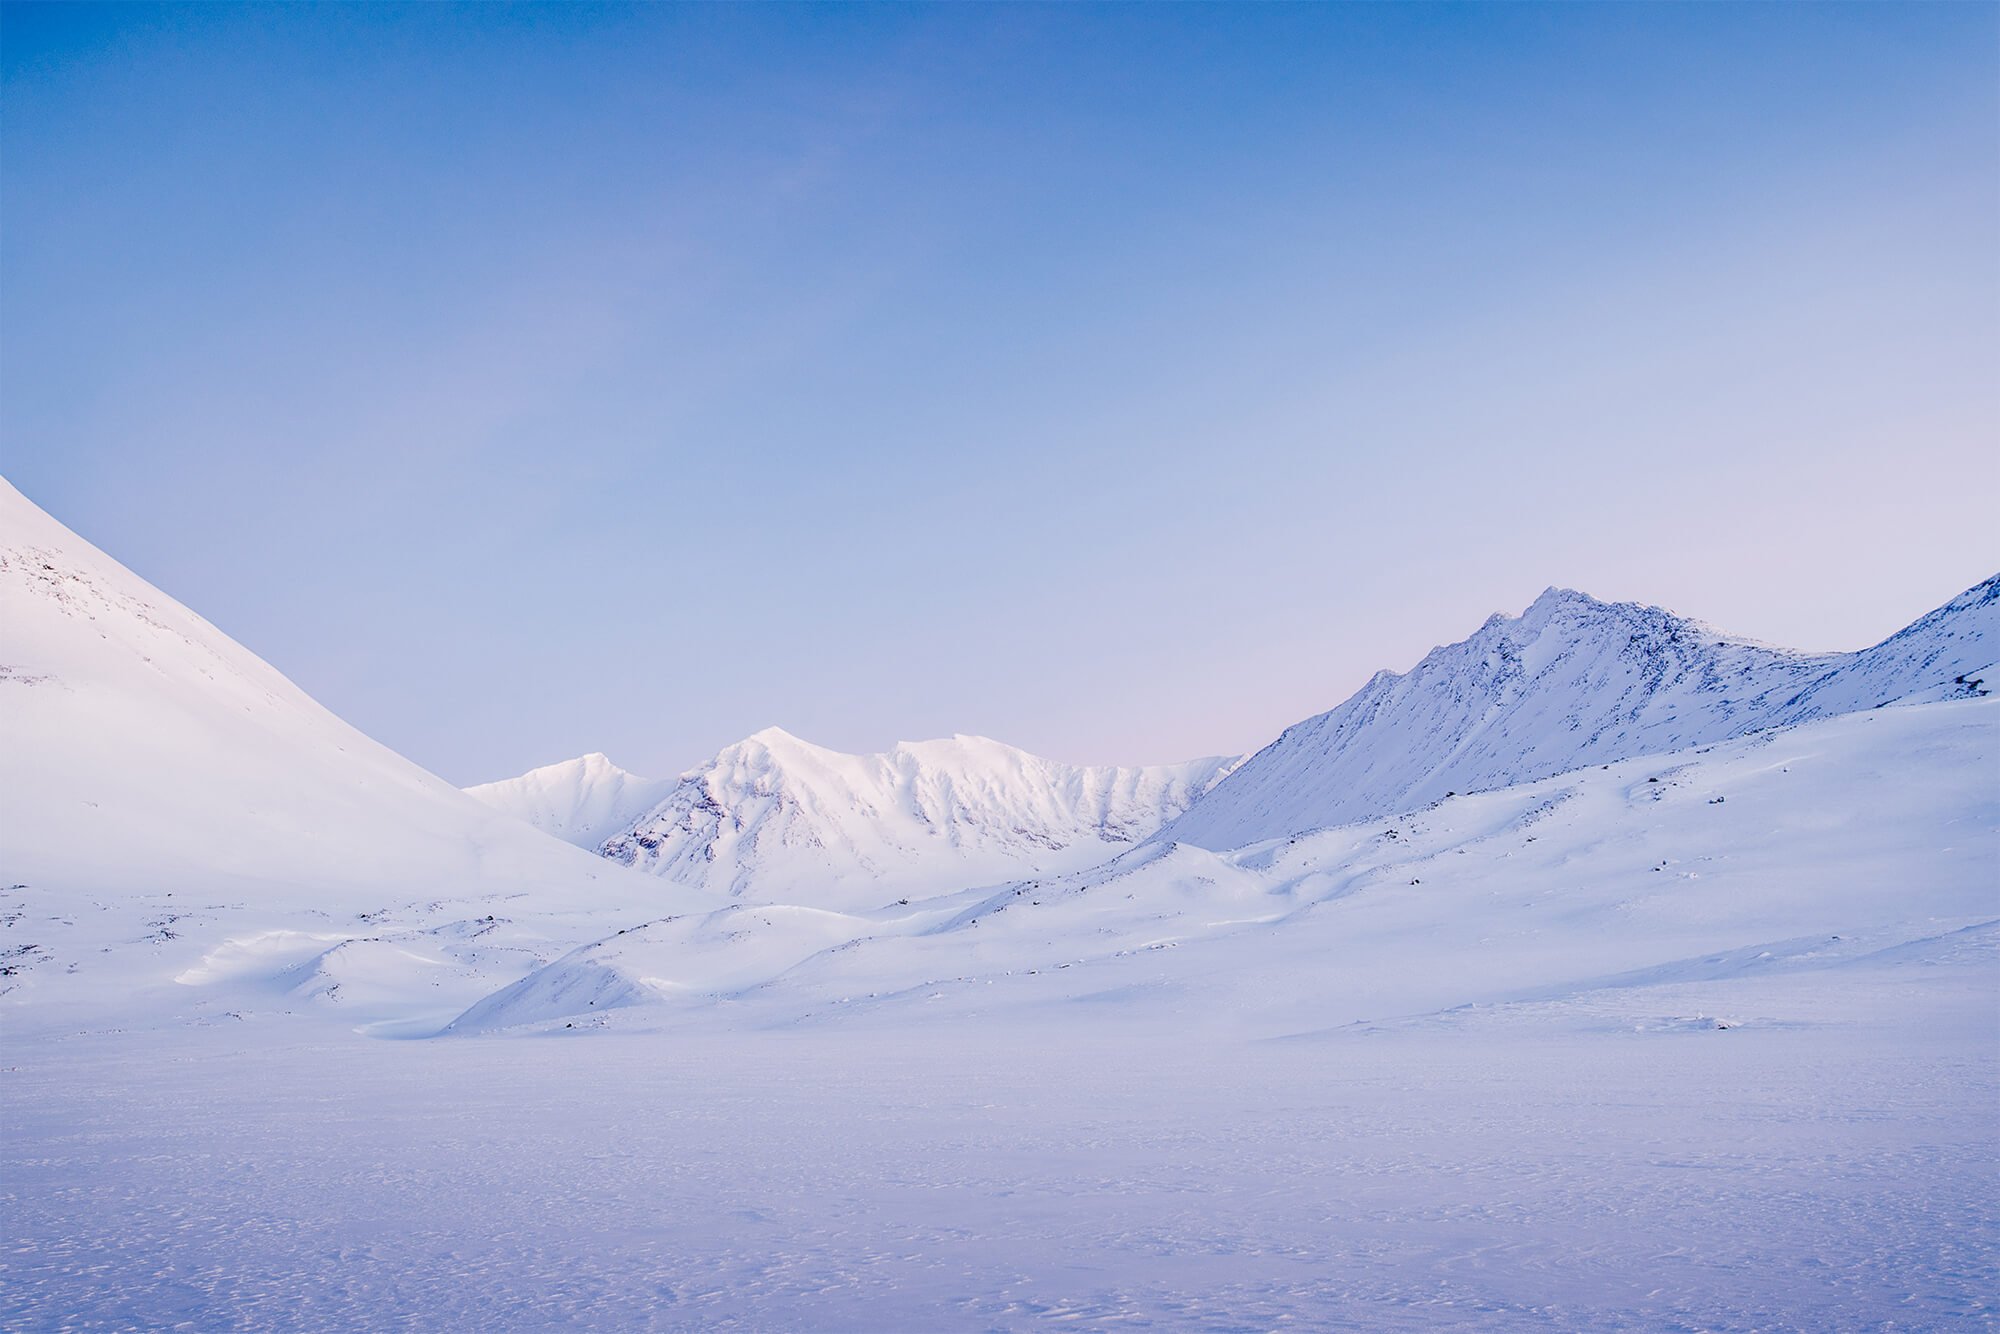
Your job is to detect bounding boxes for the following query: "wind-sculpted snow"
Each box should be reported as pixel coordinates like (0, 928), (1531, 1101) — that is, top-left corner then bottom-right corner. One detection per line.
(463, 752), (675, 849)
(597, 727), (1238, 908)
(448, 903), (873, 1033)
(1165, 577), (1998, 850)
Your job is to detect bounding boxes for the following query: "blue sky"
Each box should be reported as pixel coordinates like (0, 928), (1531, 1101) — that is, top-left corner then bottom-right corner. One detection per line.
(4, 3), (1995, 783)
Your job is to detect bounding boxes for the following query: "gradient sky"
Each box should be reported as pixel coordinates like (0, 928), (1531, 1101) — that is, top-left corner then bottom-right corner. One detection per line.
(4, 3), (1995, 784)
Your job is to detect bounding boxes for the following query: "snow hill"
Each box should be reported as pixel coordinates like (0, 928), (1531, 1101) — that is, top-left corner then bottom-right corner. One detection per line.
(0, 476), (706, 1025)
(464, 753), (675, 850)
(1165, 579), (1998, 850)
(592, 729), (1237, 907)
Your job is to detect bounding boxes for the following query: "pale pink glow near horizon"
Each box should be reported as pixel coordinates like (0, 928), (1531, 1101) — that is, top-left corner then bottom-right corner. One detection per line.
(4, 4), (1993, 782)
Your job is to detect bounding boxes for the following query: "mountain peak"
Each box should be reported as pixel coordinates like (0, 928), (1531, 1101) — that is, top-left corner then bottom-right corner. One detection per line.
(553, 751), (625, 776)
(600, 729), (1241, 906)
(1526, 584), (1594, 613)
(465, 752), (675, 851)
(1166, 575), (1997, 850)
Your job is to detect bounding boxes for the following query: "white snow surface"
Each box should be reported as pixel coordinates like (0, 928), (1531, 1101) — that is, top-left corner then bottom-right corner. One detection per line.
(1165, 578), (1998, 850)
(10, 990), (1995, 1332)
(593, 727), (1238, 908)
(463, 752), (676, 849)
(3, 473), (1995, 1330)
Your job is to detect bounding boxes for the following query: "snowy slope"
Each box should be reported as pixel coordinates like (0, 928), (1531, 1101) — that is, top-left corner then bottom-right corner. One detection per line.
(0, 476), (706, 1025)
(464, 753), (675, 849)
(597, 727), (1237, 907)
(1768, 573), (1999, 714)
(1166, 578), (1998, 850)
(448, 696), (1999, 1035)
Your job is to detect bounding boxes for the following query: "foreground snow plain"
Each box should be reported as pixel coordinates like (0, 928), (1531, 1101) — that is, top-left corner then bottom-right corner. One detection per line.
(5, 955), (1993, 1331)
(3, 475), (1995, 1330)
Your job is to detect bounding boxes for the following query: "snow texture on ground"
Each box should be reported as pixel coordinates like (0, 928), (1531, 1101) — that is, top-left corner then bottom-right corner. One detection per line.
(5, 962), (1994, 1333)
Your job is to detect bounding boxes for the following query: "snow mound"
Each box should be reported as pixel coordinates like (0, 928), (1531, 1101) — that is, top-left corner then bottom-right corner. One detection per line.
(275, 938), (455, 1007)
(448, 903), (871, 1032)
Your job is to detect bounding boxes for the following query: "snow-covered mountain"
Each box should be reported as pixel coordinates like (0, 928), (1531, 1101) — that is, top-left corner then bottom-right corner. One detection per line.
(1762, 574), (1999, 715)
(1166, 577), (1998, 851)
(450, 696), (2000, 1035)
(595, 728), (1238, 906)
(0, 476), (705, 1022)
(465, 753), (675, 850)
(8, 463), (1990, 1048)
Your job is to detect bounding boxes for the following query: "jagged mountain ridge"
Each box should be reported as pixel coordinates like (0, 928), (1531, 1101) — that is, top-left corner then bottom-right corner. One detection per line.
(1165, 577), (1998, 851)
(592, 728), (1239, 904)
(1763, 574), (2000, 716)
(464, 753), (676, 850)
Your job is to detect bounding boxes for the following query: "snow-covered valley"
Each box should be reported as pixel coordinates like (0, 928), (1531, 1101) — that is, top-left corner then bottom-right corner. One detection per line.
(2, 475), (1994, 1331)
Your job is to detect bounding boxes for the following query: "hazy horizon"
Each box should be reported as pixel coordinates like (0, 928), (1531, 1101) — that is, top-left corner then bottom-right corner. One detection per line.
(5, 3), (1994, 784)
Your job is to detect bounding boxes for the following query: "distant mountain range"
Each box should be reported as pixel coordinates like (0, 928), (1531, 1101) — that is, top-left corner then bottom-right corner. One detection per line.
(470, 729), (1235, 909)
(470, 575), (1998, 891)
(3, 469), (1992, 1038)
